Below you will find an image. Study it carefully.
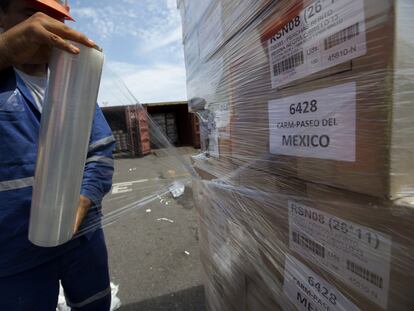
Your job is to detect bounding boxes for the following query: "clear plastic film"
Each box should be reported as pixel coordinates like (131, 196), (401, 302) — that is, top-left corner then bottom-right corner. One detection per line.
(28, 47), (194, 245)
(74, 63), (196, 238)
(179, 0), (414, 310)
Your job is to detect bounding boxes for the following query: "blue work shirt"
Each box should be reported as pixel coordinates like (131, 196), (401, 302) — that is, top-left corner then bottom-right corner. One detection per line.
(0, 68), (115, 277)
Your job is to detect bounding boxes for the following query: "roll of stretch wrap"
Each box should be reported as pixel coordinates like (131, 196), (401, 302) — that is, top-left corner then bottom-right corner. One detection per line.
(29, 42), (104, 247)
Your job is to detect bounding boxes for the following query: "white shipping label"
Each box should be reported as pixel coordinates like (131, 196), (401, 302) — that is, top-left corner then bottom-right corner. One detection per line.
(213, 102), (230, 129)
(268, 82), (356, 161)
(288, 201), (392, 308)
(207, 102), (230, 157)
(284, 255), (361, 311)
(268, 0), (367, 88)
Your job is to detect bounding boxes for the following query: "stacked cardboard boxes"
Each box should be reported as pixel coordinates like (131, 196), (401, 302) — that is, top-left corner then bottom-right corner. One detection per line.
(179, 0), (414, 310)
(228, 0), (414, 199)
(194, 171), (414, 310)
(178, 0), (273, 163)
(237, 169), (414, 310)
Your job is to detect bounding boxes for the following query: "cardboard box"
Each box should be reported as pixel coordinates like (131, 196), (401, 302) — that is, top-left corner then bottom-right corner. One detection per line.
(233, 169), (414, 310)
(179, 0), (271, 87)
(227, 0), (355, 173)
(195, 180), (251, 311)
(183, 0), (414, 199)
(196, 179), (290, 310)
(179, 0), (271, 59)
(196, 172), (414, 310)
(300, 183), (414, 311)
(211, 0), (271, 60)
(245, 277), (283, 311)
(191, 153), (239, 182)
(227, 0), (414, 199)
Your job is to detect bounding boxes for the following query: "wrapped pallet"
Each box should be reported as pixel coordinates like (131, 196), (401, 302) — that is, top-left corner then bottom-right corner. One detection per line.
(178, 0), (414, 310)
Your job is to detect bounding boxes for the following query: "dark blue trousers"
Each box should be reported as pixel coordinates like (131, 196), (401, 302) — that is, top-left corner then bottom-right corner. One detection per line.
(0, 229), (111, 311)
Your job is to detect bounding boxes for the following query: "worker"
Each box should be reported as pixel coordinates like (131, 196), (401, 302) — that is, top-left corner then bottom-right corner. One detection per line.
(0, 1), (115, 310)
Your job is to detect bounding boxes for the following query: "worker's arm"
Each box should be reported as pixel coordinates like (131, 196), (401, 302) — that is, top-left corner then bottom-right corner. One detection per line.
(0, 12), (94, 70)
(74, 106), (115, 234)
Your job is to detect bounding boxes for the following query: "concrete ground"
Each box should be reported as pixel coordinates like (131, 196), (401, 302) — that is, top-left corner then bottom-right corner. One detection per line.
(102, 147), (206, 310)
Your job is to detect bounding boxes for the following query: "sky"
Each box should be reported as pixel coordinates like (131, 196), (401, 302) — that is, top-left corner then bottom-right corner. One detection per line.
(69, 0), (187, 106)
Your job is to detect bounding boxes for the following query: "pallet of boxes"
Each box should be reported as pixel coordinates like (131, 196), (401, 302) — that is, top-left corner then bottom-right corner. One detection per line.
(179, 0), (414, 310)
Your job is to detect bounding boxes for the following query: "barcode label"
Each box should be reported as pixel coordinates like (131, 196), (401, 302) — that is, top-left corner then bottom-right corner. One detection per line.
(346, 260), (383, 289)
(292, 231), (325, 259)
(284, 255), (362, 311)
(268, 0), (366, 88)
(289, 200), (391, 308)
(324, 23), (360, 50)
(273, 51), (304, 76)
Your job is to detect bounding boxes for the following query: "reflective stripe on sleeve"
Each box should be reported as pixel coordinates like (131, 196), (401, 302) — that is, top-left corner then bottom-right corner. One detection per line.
(0, 177), (34, 192)
(88, 135), (116, 152)
(66, 286), (111, 308)
(85, 156), (114, 166)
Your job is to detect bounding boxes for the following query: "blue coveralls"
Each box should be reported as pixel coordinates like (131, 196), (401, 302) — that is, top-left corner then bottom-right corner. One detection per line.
(0, 68), (116, 310)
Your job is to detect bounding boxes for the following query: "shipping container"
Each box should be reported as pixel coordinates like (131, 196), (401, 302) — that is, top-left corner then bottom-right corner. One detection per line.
(101, 104), (150, 157)
(102, 102), (200, 156)
(145, 101), (200, 148)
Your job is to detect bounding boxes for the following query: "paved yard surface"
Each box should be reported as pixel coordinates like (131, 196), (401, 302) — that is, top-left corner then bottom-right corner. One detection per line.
(103, 147), (206, 310)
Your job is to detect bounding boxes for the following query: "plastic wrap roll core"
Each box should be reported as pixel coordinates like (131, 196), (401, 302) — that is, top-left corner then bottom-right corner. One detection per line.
(29, 42), (104, 247)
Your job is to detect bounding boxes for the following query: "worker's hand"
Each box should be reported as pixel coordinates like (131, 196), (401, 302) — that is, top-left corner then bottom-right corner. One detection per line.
(0, 12), (95, 69)
(73, 195), (93, 235)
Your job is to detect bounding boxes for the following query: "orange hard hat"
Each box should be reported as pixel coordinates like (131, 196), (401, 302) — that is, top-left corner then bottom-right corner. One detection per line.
(34, 0), (74, 21)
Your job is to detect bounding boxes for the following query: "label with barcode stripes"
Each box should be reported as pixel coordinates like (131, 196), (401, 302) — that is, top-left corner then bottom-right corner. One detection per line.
(267, 0), (367, 88)
(346, 260), (383, 289)
(324, 23), (360, 51)
(288, 201), (392, 308)
(292, 231), (325, 259)
(273, 51), (304, 77)
(284, 255), (361, 311)
(268, 82), (356, 161)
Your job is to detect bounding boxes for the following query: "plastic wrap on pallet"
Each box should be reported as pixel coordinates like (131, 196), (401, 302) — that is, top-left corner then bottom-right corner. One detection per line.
(181, 0), (272, 107)
(194, 176), (414, 311)
(179, 0), (414, 310)
(69, 63), (195, 238)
